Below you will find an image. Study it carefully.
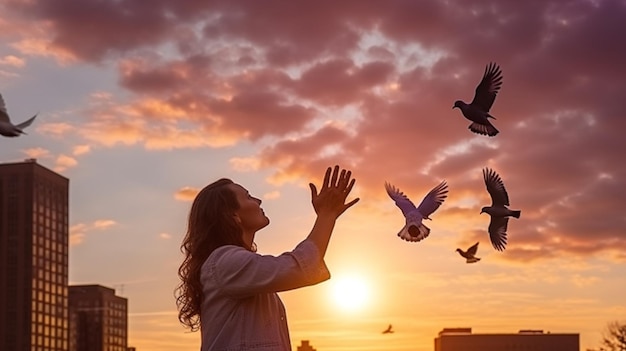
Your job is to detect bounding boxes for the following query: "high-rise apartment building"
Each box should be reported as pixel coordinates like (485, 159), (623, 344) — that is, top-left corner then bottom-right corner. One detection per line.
(0, 159), (70, 351)
(69, 285), (128, 351)
(434, 327), (580, 351)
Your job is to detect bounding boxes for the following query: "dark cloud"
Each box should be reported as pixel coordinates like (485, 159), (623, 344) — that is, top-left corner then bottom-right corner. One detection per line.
(291, 59), (395, 106)
(11, 0), (174, 61)
(208, 90), (317, 141)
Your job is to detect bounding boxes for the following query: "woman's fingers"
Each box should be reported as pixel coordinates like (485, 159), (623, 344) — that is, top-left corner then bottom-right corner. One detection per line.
(344, 178), (356, 194)
(330, 165), (339, 187)
(345, 197), (360, 209)
(340, 170), (351, 189)
(322, 166), (332, 189)
(321, 165), (356, 194)
(312, 165), (359, 216)
(309, 183), (318, 198)
(337, 169), (346, 188)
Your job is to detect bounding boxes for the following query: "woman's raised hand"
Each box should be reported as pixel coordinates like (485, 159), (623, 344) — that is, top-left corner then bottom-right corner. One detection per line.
(309, 165), (360, 218)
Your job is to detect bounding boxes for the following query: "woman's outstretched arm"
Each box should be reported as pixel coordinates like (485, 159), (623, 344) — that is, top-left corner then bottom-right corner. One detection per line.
(307, 165), (360, 257)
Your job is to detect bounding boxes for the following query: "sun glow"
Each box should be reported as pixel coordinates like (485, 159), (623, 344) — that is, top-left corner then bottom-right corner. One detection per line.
(329, 274), (371, 312)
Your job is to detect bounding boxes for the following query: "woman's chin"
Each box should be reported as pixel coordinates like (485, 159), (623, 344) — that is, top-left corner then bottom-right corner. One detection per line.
(259, 217), (270, 229)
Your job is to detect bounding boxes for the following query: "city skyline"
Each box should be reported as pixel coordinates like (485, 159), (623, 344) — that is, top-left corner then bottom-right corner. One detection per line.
(1, 1), (626, 350)
(0, 160), (131, 351)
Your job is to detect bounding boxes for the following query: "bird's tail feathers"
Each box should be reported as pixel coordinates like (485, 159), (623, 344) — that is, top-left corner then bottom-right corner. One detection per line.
(469, 122), (499, 137)
(511, 210), (521, 218)
(466, 257), (481, 263)
(418, 223), (430, 237)
(398, 222), (430, 242)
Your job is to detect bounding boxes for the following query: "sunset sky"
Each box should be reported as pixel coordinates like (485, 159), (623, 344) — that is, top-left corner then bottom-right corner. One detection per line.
(1, 0), (625, 350)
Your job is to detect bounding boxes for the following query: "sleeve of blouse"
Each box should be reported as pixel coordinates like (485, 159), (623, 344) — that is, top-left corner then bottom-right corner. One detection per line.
(205, 239), (330, 298)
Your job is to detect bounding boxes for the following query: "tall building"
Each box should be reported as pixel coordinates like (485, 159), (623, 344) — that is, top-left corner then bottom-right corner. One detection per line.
(69, 285), (128, 351)
(434, 327), (579, 351)
(0, 159), (70, 351)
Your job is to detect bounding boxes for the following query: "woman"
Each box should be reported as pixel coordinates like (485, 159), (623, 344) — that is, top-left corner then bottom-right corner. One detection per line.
(175, 165), (359, 351)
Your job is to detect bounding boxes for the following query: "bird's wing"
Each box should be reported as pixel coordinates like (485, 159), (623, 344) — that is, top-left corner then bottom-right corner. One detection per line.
(488, 217), (509, 251)
(470, 62), (503, 112)
(416, 180), (448, 217)
(483, 168), (510, 206)
(15, 114), (38, 129)
(0, 94), (10, 123)
(385, 182), (417, 217)
(466, 242), (479, 256)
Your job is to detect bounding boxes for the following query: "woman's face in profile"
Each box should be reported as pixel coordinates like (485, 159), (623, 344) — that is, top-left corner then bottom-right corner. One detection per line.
(228, 183), (270, 232)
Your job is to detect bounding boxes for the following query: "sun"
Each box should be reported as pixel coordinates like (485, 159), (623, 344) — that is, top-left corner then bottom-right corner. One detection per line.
(329, 274), (371, 312)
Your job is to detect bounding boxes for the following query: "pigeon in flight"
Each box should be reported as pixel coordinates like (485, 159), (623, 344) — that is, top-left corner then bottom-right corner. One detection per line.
(453, 62), (503, 137)
(0, 93), (38, 137)
(481, 168), (521, 251)
(385, 180), (448, 242)
(456, 242), (481, 263)
(382, 324), (394, 334)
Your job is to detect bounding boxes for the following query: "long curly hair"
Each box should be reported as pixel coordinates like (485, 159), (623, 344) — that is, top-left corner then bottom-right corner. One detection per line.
(175, 178), (248, 331)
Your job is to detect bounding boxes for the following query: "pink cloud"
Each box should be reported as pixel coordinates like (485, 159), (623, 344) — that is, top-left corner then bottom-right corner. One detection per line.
(118, 56), (206, 93)
(54, 154), (77, 172)
(10, 0), (174, 61)
(93, 219), (116, 229)
(174, 187), (199, 202)
(37, 122), (75, 136)
(72, 144), (91, 156)
(11, 38), (77, 64)
(159, 233), (172, 240)
(0, 55), (25, 67)
(3, 0), (625, 262)
(22, 147), (51, 159)
(69, 219), (117, 246)
(291, 59), (395, 106)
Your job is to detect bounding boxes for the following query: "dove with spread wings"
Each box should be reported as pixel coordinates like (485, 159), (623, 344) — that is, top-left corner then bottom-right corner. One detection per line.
(385, 181), (448, 242)
(0, 93), (38, 137)
(453, 62), (503, 137)
(456, 242), (481, 263)
(382, 324), (394, 334)
(481, 168), (521, 251)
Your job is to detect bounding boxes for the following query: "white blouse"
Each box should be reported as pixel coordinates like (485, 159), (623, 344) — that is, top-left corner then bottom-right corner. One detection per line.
(199, 239), (330, 351)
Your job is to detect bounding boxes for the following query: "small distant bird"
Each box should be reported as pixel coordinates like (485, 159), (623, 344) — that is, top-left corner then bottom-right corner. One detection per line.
(453, 62), (503, 137)
(385, 180), (448, 242)
(481, 168), (521, 251)
(382, 324), (394, 334)
(456, 242), (481, 263)
(0, 93), (38, 137)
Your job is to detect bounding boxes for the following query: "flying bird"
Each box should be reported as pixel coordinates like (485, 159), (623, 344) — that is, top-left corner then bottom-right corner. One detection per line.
(456, 242), (481, 263)
(481, 168), (521, 251)
(385, 180), (448, 242)
(382, 324), (394, 334)
(0, 93), (38, 137)
(453, 62), (503, 137)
